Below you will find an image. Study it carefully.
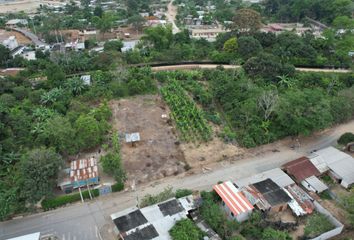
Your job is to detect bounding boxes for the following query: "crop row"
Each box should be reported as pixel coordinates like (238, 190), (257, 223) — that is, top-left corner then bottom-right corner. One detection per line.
(161, 79), (212, 143)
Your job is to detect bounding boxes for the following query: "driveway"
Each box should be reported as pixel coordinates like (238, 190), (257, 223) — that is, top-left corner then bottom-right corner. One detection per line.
(1, 120), (353, 240)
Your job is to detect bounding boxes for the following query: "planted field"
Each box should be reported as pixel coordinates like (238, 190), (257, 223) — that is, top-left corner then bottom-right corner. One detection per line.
(161, 79), (212, 143)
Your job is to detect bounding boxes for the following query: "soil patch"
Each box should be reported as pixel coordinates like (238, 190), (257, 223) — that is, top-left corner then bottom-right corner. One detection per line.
(110, 95), (186, 185)
(0, 29), (32, 45)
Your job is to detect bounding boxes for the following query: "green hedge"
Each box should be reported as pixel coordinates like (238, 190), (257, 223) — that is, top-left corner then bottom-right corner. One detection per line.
(42, 189), (99, 210)
(175, 189), (193, 198)
(112, 182), (124, 192)
(42, 183), (124, 211)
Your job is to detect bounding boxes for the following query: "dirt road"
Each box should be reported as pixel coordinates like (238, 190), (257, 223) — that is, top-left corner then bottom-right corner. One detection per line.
(151, 64), (352, 73)
(1, 120), (353, 240)
(167, 0), (180, 34)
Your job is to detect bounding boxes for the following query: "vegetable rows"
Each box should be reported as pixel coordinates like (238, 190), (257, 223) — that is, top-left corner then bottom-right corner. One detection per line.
(161, 79), (212, 143)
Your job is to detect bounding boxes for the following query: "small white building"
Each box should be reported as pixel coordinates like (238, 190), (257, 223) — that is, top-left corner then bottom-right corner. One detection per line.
(2, 36), (19, 50)
(213, 181), (254, 222)
(5, 19), (28, 27)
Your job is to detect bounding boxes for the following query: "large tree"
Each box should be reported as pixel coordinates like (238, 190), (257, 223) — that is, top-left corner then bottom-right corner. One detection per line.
(237, 36), (262, 60)
(232, 9), (262, 32)
(0, 45), (10, 67)
(20, 147), (63, 203)
(276, 88), (333, 136)
(38, 116), (77, 155)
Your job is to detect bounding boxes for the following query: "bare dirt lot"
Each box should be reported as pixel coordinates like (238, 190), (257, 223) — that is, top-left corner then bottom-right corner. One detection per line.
(109, 94), (245, 185)
(0, 29), (32, 45)
(110, 95), (186, 185)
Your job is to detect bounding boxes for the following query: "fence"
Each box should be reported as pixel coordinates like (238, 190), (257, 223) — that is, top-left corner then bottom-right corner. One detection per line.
(310, 201), (344, 240)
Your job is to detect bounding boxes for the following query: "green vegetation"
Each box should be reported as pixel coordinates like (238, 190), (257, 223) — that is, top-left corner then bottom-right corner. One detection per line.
(161, 79), (212, 143)
(200, 191), (291, 240)
(338, 132), (354, 145)
(200, 191), (239, 239)
(304, 213), (334, 238)
(140, 187), (193, 208)
(341, 191), (354, 227)
(101, 131), (126, 185)
(156, 69), (354, 148)
(175, 189), (193, 198)
(170, 219), (205, 240)
(41, 182), (124, 211)
(140, 187), (175, 208)
(42, 189), (99, 211)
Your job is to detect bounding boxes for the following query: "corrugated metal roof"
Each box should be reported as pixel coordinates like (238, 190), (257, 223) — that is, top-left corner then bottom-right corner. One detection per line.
(309, 147), (354, 186)
(111, 196), (196, 240)
(302, 176), (328, 193)
(283, 157), (321, 182)
(213, 181), (253, 216)
(234, 168), (294, 188)
(125, 133), (141, 143)
(6, 233), (40, 240)
(70, 158), (98, 182)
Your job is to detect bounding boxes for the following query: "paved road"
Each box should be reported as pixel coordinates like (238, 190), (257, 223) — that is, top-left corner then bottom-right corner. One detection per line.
(151, 64), (352, 73)
(1, 121), (353, 240)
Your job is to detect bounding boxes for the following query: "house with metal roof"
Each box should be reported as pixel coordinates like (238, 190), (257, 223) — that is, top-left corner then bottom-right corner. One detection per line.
(110, 196), (196, 240)
(245, 179), (292, 213)
(58, 157), (99, 192)
(309, 147), (354, 188)
(282, 157), (328, 193)
(213, 181), (254, 222)
(234, 168), (294, 189)
(70, 158), (99, 188)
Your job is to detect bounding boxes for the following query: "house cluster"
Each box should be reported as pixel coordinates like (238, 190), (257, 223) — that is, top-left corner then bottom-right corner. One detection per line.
(110, 146), (352, 240)
(140, 10), (168, 28)
(261, 23), (323, 37)
(1, 35), (37, 61)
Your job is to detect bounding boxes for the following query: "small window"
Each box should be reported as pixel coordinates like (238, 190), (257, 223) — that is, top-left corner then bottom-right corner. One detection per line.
(231, 212), (234, 217)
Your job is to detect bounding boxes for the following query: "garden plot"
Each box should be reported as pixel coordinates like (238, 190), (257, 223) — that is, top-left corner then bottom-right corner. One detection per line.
(110, 95), (186, 184)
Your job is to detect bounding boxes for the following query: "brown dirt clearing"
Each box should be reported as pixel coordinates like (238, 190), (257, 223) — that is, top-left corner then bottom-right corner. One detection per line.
(110, 95), (186, 185)
(0, 29), (32, 44)
(109, 94), (245, 186)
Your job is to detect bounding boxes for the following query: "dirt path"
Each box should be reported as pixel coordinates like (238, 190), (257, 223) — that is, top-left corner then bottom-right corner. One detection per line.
(151, 64), (352, 73)
(167, 0), (180, 34)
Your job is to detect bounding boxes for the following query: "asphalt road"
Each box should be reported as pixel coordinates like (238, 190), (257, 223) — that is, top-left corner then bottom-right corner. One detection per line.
(1, 120), (353, 240)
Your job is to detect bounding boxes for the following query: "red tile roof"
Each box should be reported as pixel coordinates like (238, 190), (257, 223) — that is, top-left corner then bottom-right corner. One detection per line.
(283, 157), (320, 182)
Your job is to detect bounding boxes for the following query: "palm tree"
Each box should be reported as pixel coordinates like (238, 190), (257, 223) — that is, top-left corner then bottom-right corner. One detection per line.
(66, 77), (86, 96)
(277, 75), (294, 88)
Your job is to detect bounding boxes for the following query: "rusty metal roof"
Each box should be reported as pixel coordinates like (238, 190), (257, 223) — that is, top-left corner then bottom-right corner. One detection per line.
(70, 158), (98, 182)
(283, 157), (320, 182)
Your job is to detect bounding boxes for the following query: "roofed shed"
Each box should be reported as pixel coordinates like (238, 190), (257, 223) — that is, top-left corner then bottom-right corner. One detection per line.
(213, 181), (254, 222)
(283, 157), (321, 182)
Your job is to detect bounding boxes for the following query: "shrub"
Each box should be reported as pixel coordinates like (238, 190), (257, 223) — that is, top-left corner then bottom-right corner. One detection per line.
(140, 187), (175, 207)
(111, 182), (124, 192)
(338, 132), (354, 145)
(175, 189), (193, 198)
(42, 189), (99, 211)
(169, 219), (205, 240)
